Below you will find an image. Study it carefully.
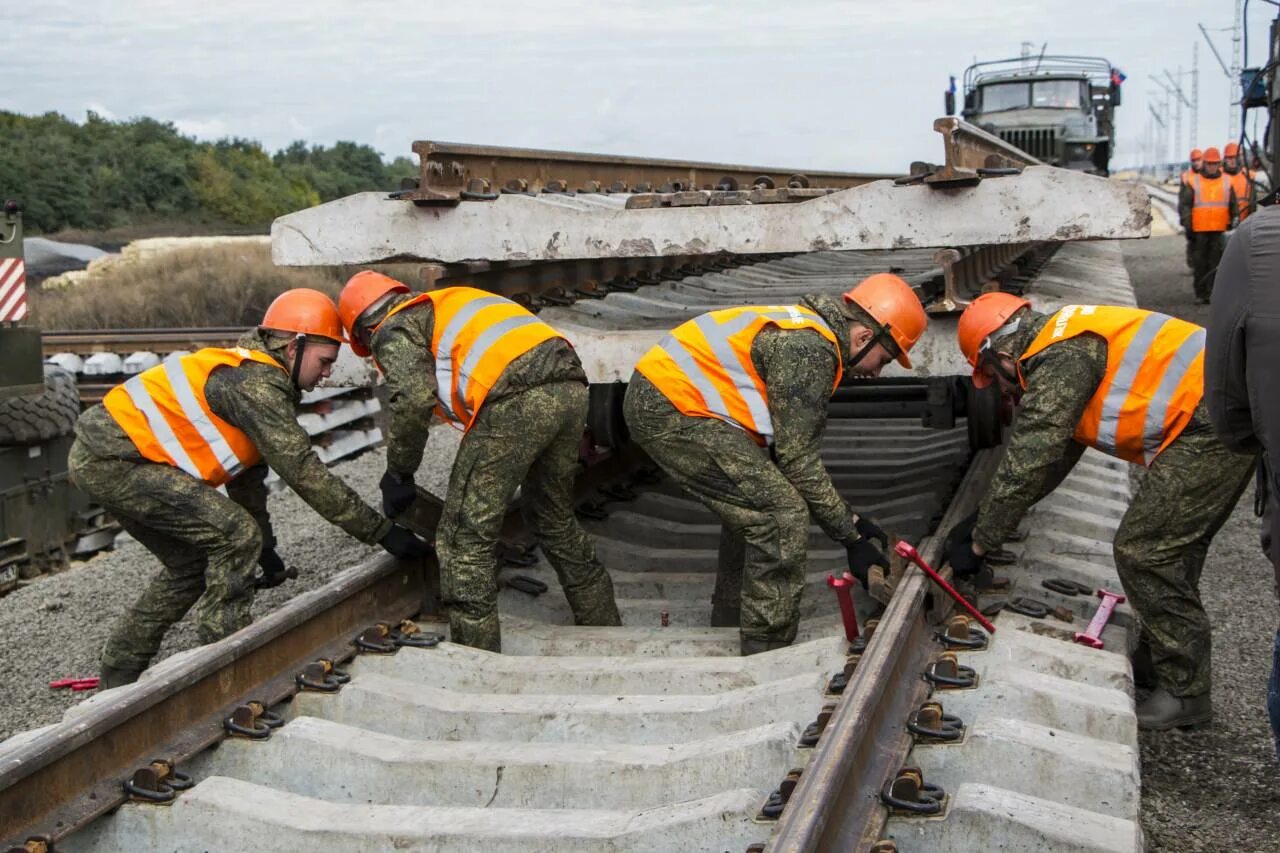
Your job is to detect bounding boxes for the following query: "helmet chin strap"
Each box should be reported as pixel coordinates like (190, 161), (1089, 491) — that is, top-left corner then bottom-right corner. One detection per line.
(848, 323), (898, 374)
(289, 333), (307, 391)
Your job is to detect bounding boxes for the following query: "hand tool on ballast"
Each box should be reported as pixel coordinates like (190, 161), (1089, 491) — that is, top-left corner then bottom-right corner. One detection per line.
(49, 676), (100, 691)
(1073, 588), (1125, 649)
(894, 540), (997, 633)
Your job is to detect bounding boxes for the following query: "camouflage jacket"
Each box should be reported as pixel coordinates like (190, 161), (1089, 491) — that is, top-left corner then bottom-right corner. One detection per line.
(364, 293), (587, 477)
(971, 309), (1218, 551)
(73, 330), (391, 546)
(750, 293), (862, 544)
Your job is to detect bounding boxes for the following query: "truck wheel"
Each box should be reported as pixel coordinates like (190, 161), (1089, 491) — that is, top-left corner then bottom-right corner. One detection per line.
(0, 365), (81, 446)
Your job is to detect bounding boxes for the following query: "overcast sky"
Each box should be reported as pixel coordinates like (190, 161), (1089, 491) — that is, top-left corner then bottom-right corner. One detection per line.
(2, 1), (1272, 174)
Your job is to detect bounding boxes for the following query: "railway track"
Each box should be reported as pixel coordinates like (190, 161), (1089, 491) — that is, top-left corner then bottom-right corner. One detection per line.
(1, 237), (1142, 852)
(4, 125), (1149, 850)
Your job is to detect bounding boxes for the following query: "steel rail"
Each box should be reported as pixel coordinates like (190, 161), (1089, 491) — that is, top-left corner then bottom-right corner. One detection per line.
(401, 140), (897, 204)
(0, 552), (428, 848)
(769, 448), (1003, 851)
(41, 327), (247, 354)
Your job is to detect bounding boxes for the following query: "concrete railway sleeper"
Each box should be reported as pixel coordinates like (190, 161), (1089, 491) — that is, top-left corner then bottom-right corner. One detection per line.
(0, 240), (1142, 852)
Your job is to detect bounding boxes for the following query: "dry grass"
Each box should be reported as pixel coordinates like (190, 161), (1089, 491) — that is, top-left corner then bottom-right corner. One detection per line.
(30, 241), (422, 330)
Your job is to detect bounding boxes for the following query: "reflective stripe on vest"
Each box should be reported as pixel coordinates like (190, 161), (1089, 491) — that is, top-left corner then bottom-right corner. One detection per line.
(1227, 170), (1252, 221)
(635, 306), (843, 445)
(1190, 173), (1231, 232)
(102, 348), (283, 485)
(375, 287), (566, 430)
(1020, 305), (1205, 466)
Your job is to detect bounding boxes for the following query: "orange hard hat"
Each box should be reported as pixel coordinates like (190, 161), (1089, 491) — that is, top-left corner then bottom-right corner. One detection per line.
(261, 288), (346, 344)
(1224, 142), (1240, 157)
(842, 273), (928, 368)
(339, 271), (411, 356)
(956, 292), (1032, 388)
(1202, 147), (1222, 164)
(1190, 148), (1203, 161)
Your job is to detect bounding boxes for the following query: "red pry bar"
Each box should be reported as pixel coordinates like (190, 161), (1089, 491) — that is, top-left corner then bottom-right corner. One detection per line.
(1074, 588), (1125, 649)
(893, 540), (997, 633)
(49, 676), (100, 692)
(826, 571), (860, 642)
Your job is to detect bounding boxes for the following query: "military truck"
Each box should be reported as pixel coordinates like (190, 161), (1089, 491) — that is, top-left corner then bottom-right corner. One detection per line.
(947, 55), (1122, 175)
(0, 202), (109, 594)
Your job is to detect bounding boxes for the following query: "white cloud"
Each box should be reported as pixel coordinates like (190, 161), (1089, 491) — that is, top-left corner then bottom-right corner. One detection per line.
(173, 117), (229, 140)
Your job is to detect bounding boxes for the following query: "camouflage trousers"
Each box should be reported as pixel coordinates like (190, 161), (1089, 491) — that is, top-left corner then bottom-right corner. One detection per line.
(1188, 231), (1226, 300)
(624, 375), (809, 647)
(437, 381), (620, 651)
(68, 440), (261, 673)
(1115, 427), (1254, 697)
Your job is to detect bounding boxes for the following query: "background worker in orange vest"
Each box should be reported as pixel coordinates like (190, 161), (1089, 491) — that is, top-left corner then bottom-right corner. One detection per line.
(338, 273), (622, 652)
(622, 275), (927, 655)
(1181, 148), (1203, 187)
(70, 289), (430, 688)
(1223, 141), (1255, 223)
(1181, 148), (1204, 269)
(1178, 146), (1238, 303)
(949, 294), (1256, 730)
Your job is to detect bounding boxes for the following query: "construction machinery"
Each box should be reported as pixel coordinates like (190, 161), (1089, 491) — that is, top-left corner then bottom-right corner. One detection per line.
(949, 54), (1122, 175)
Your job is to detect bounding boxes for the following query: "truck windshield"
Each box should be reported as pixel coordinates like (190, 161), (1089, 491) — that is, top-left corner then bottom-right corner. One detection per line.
(980, 83), (1029, 112)
(980, 79), (1085, 112)
(1031, 79), (1083, 109)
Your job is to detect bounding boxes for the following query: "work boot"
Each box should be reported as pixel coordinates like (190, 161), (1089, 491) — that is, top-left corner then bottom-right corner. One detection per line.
(740, 637), (791, 656)
(99, 664), (143, 689)
(1137, 687), (1212, 731)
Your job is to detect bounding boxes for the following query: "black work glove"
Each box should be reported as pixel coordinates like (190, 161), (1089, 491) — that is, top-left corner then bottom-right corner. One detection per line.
(846, 537), (889, 588)
(379, 523), (432, 561)
(380, 470), (417, 518)
(254, 546), (297, 589)
(854, 514), (889, 550)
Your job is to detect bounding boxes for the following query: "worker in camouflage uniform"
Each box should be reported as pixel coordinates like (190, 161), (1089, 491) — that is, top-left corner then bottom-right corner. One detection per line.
(950, 294), (1255, 730)
(623, 274), (928, 655)
(70, 289), (430, 688)
(1178, 146), (1238, 303)
(338, 272), (621, 652)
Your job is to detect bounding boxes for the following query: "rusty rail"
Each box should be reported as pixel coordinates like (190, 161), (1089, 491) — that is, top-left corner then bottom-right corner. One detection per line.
(768, 449), (1002, 851)
(0, 553), (428, 848)
(399, 140), (897, 204)
(42, 327), (246, 354)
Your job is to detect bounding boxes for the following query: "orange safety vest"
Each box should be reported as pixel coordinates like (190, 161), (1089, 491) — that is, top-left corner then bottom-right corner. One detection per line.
(635, 305), (843, 446)
(1020, 305), (1204, 466)
(1190, 173), (1232, 232)
(1227, 170), (1253, 221)
(1180, 168), (1197, 186)
(374, 287), (567, 430)
(103, 348), (285, 486)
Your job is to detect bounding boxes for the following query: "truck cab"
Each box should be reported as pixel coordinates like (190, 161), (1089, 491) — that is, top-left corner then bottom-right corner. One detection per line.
(952, 55), (1121, 175)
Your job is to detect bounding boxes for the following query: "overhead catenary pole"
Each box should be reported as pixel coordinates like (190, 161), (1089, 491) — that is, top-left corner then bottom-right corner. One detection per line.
(1192, 41), (1199, 154)
(1230, 0), (1243, 139)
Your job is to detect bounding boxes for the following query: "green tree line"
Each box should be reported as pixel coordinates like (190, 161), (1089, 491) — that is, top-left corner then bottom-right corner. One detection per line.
(0, 110), (416, 232)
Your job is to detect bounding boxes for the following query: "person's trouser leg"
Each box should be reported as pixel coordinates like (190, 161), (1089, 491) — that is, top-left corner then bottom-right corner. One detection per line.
(438, 383), (586, 651)
(1112, 430), (1254, 698)
(69, 441), (261, 673)
(1204, 232), (1226, 301)
(712, 527), (745, 627)
(521, 383), (621, 627)
(624, 380), (809, 647)
(1259, 454), (1280, 759)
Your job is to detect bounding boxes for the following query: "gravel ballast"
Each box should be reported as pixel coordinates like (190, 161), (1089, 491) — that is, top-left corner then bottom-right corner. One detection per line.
(1121, 233), (1280, 851)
